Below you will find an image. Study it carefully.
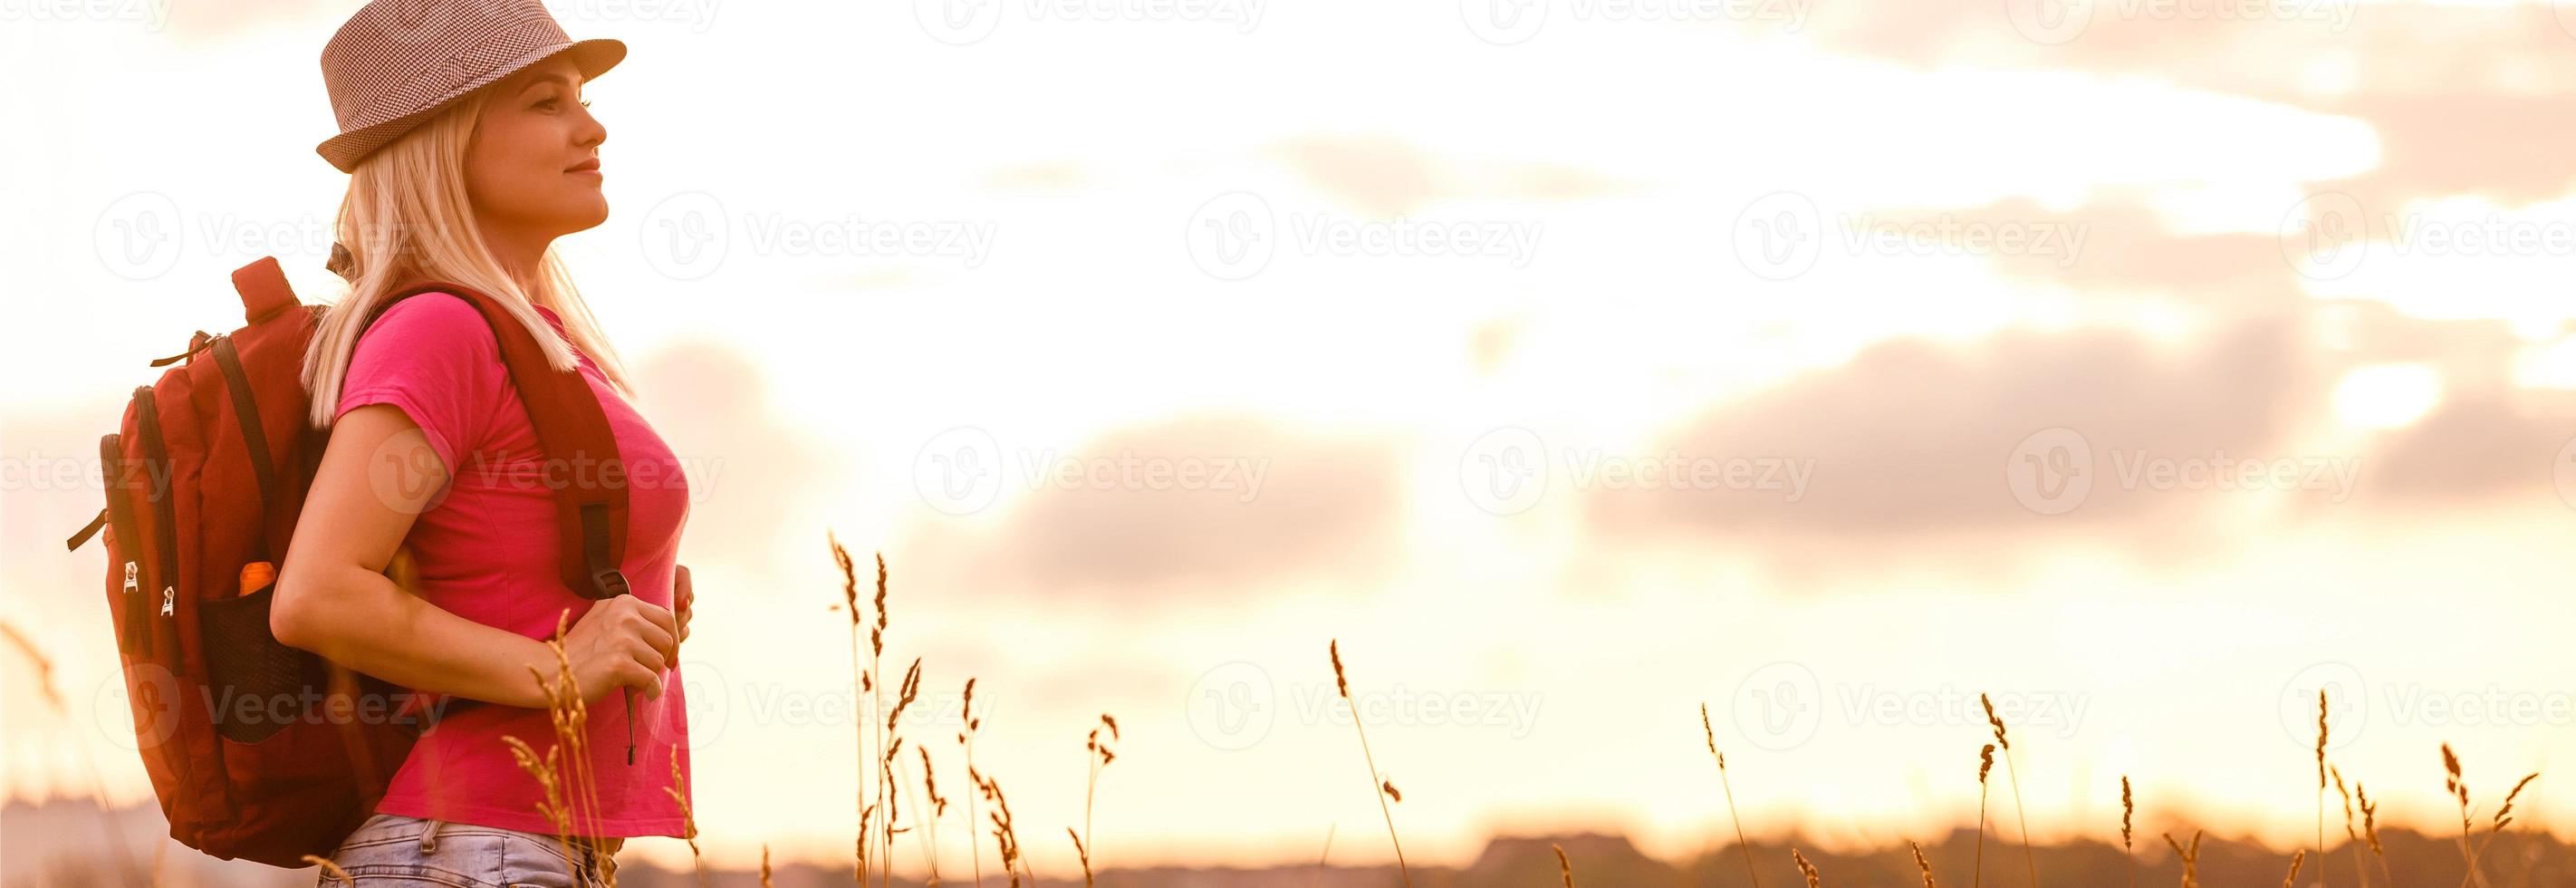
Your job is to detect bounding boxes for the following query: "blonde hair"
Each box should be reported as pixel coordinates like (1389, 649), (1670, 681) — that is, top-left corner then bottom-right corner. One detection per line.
(303, 83), (634, 430)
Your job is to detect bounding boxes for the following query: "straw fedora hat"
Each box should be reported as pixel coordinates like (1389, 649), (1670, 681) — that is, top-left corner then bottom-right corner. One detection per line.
(316, 0), (624, 172)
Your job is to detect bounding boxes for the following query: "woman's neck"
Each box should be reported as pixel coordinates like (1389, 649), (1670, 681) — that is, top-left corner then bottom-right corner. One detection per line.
(477, 217), (553, 290)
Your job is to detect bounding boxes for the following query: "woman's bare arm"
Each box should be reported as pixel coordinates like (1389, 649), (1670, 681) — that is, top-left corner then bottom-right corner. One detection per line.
(271, 403), (674, 709)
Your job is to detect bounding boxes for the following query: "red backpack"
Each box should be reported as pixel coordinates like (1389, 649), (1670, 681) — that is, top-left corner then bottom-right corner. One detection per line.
(63, 255), (635, 867)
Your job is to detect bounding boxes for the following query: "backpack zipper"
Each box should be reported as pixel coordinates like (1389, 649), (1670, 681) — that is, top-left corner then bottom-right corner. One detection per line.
(98, 432), (151, 657)
(130, 387), (181, 643)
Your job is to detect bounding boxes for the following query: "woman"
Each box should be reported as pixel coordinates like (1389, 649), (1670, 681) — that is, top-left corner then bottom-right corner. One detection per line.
(269, 1), (694, 883)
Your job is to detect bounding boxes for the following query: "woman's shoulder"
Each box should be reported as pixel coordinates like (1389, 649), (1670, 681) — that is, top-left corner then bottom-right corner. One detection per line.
(351, 291), (511, 371)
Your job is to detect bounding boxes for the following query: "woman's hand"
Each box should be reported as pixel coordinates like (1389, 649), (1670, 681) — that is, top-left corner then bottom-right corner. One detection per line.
(560, 594), (679, 703)
(675, 564), (693, 648)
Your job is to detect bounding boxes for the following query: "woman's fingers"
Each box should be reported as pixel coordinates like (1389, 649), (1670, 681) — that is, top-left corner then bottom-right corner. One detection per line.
(674, 565), (692, 644)
(620, 659), (664, 700)
(624, 633), (668, 675)
(617, 596), (679, 665)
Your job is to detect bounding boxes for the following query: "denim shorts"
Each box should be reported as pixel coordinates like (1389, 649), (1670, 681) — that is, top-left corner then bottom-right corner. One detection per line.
(315, 813), (624, 888)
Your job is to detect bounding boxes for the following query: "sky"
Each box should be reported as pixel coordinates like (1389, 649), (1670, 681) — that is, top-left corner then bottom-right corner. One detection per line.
(4, 0), (2575, 879)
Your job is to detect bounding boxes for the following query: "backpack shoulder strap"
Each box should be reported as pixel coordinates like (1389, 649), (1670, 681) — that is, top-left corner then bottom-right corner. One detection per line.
(358, 284), (630, 601)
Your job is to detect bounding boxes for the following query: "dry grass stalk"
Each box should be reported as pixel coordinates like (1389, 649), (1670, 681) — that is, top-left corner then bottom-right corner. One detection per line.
(831, 533), (871, 886)
(870, 551), (893, 888)
(2120, 776), (2135, 888)
(919, 744), (950, 887)
(1911, 839), (1939, 888)
(2283, 850), (2307, 888)
(1975, 743), (1994, 888)
(1702, 702), (1764, 888)
(0, 622), (66, 715)
(503, 611), (616, 887)
(1553, 843), (1575, 887)
(9, 620), (148, 886)
(1074, 713), (1120, 887)
(301, 854), (353, 887)
(1983, 694), (2039, 888)
(959, 677), (985, 888)
(2331, 766), (2365, 888)
(2162, 830), (2202, 888)
(880, 655), (924, 887)
(2357, 783), (2390, 886)
(1068, 829), (1091, 886)
(2316, 691), (2329, 888)
(1331, 640), (1411, 887)
(761, 845), (774, 888)
(2465, 771), (2541, 886)
(502, 737), (576, 864)
(2443, 743), (2481, 888)
(974, 767), (1028, 888)
(663, 748), (706, 888)
(1313, 823), (1338, 883)
(1792, 848), (1822, 888)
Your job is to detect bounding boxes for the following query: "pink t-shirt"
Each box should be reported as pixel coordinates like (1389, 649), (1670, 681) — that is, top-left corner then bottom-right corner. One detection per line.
(334, 293), (691, 837)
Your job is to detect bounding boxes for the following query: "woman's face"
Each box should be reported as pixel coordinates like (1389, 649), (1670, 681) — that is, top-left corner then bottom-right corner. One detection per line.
(464, 55), (608, 242)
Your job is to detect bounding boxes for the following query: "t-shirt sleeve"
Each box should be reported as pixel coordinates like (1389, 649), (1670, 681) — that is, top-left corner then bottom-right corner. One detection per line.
(334, 293), (504, 476)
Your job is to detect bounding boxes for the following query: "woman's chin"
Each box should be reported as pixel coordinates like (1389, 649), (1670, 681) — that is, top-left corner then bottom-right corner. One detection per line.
(555, 198), (611, 234)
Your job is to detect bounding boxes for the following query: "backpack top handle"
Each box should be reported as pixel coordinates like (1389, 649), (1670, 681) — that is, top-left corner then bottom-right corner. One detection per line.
(230, 256), (301, 324)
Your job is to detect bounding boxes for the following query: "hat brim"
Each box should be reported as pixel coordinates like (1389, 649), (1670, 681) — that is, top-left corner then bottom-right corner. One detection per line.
(317, 37), (625, 173)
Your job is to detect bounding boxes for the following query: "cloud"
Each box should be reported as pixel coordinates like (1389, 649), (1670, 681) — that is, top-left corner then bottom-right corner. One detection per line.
(901, 413), (1406, 603)
(2358, 393), (2575, 507)
(630, 341), (848, 576)
(1270, 134), (1630, 218)
(1585, 320), (2321, 543)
